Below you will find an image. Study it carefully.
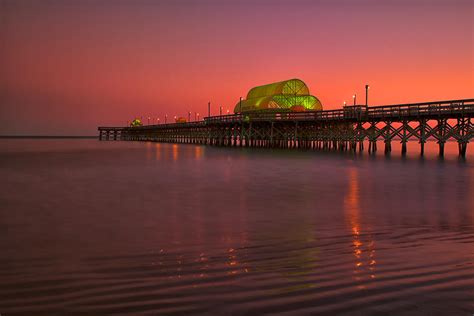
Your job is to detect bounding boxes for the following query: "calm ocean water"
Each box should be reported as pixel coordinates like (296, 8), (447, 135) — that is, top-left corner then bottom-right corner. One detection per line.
(0, 139), (473, 315)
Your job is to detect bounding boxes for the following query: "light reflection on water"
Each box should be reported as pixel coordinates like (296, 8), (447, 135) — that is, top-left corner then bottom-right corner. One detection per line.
(344, 168), (377, 289)
(0, 139), (473, 315)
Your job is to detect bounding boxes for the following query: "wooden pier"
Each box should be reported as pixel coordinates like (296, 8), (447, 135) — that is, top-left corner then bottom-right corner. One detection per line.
(99, 99), (474, 157)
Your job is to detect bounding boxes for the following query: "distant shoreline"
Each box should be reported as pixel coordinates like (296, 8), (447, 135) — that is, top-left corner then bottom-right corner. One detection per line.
(0, 136), (98, 139)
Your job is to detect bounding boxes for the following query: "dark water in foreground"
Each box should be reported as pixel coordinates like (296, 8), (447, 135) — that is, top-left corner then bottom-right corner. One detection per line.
(0, 139), (473, 315)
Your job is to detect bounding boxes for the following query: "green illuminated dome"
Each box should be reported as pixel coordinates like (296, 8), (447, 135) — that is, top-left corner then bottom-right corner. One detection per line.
(234, 79), (323, 113)
(130, 118), (142, 127)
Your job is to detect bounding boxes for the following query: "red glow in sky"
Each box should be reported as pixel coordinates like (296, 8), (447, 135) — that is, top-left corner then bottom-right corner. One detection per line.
(1, 0), (473, 135)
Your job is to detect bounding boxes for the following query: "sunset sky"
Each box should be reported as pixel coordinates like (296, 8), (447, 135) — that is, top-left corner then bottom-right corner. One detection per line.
(1, 0), (473, 135)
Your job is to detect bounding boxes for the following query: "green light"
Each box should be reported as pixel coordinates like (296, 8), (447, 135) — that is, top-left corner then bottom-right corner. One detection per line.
(130, 118), (142, 127)
(234, 79), (323, 113)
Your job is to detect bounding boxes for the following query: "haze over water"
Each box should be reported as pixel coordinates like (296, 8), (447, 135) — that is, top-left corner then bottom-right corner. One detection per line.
(1, 139), (473, 315)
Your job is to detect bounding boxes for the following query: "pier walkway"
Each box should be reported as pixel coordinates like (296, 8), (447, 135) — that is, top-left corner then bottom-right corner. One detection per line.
(99, 99), (474, 157)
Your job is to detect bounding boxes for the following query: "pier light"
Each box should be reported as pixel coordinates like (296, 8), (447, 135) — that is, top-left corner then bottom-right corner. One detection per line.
(344, 101), (347, 106)
(148, 116), (151, 125)
(188, 111), (191, 122)
(227, 109), (230, 114)
(165, 114), (168, 124)
(220, 106), (223, 116)
(353, 94), (357, 106)
(197, 113), (200, 120)
(365, 84), (370, 106)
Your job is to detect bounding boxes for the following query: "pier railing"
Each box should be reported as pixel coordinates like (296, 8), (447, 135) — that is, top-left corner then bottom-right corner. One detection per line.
(202, 98), (474, 124)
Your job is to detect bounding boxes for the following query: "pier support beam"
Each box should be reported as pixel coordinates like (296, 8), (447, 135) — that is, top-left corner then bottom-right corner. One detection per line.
(384, 141), (391, 154)
(420, 119), (427, 156)
(438, 141), (445, 157)
(401, 141), (407, 155)
(459, 142), (468, 157)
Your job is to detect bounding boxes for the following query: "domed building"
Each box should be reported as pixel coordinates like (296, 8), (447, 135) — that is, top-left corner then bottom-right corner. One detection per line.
(234, 79), (323, 113)
(130, 118), (142, 127)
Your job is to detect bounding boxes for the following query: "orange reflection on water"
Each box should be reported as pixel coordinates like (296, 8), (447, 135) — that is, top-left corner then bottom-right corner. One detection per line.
(344, 168), (377, 286)
(345, 169), (363, 268)
(145, 141), (153, 160)
(172, 144), (178, 161)
(225, 243), (250, 276)
(226, 247), (241, 275)
(155, 143), (161, 160)
(194, 146), (203, 160)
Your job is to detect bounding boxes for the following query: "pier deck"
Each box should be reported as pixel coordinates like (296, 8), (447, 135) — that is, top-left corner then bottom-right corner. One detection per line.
(99, 99), (474, 156)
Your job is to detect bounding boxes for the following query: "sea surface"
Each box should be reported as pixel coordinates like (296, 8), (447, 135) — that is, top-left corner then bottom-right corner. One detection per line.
(0, 139), (473, 315)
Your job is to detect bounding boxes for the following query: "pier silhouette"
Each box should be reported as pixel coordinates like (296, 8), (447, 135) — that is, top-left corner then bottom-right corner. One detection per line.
(99, 98), (473, 157)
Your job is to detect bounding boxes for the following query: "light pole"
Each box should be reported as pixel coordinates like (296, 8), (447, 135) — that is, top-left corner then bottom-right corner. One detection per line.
(188, 111), (191, 122)
(227, 109), (230, 115)
(344, 101), (347, 107)
(197, 113), (200, 121)
(165, 114), (167, 124)
(220, 106), (222, 116)
(208, 102), (210, 118)
(353, 94), (356, 106)
(239, 97), (242, 113)
(365, 84), (370, 106)
(148, 117), (151, 125)
(157, 118), (160, 124)
(194, 112), (197, 121)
